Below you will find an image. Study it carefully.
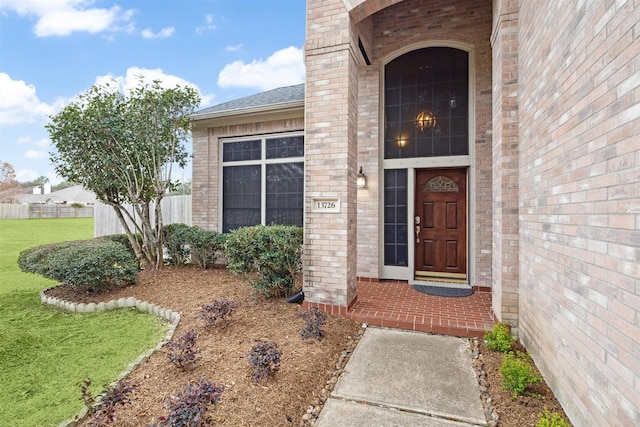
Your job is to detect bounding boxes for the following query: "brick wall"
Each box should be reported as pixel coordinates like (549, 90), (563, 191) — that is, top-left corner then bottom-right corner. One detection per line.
(491, 0), (520, 328)
(517, 1), (640, 425)
(304, 0), (359, 307)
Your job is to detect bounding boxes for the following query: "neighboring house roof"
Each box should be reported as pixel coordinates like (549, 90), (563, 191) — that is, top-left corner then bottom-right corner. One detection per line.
(17, 185), (97, 205)
(191, 83), (305, 121)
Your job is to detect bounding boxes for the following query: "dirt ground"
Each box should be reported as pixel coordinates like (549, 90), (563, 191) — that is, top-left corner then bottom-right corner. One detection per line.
(47, 266), (571, 426)
(478, 340), (573, 427)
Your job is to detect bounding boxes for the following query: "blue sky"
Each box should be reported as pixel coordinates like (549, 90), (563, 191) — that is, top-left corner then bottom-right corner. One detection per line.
(0, 0), (306, 184)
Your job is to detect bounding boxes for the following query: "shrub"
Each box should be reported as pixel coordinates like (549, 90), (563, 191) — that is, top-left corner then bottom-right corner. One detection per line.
(247, 340), (281, 383)
(162, 223), (193, 265)
(154, 377), (224, 427)
(484, 322), (515, 352)
(78, 377), (137, 426)
(197, 299), (236, 328)
(99, 233), (142, 260)
(70, 202), (85, 208)
(18, 239), (138, 292)
(165, 329), (200, 369)
(536, 409), (571, 427)
(189, 227), (227, 269)
(298, 307), (327, 341)
(225, 225), (303, 298)
(500, 351), (542, 398)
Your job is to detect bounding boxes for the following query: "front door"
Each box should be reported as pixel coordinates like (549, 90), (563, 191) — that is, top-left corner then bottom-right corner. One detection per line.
(414, 168), (467, 281)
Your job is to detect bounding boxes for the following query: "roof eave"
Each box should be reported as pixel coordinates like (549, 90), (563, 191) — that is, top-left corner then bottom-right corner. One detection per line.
(190, 99), (304, 122)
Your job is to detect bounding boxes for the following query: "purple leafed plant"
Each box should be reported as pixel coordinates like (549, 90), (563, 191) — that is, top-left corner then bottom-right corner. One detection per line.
(298, 307), (327, 341)
(165, 328), (200, 369)
(247, 340), (282, 383)
(153, 377), (224, 427)
(197, 299), (236, 328)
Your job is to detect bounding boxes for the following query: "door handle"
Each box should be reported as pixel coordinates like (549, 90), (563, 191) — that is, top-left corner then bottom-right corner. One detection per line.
(415, 225), (420, 243)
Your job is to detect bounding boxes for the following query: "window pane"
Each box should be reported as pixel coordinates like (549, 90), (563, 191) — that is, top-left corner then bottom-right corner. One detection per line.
(265, 162), (303, 226)
(223, 140), (261, 162)
(222, 165), (261, 233)
(266, 136), (304, 159)
(384, 47), (469, 159)
(383, 169), (408, 266)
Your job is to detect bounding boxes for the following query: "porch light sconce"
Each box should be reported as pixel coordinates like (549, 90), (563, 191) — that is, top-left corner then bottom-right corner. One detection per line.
(397, 138), (407, 148)
(416, 110), (436, 131)
(357, 166), (367, 187)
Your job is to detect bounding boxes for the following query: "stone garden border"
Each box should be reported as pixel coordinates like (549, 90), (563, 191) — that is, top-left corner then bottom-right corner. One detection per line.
(39, 288), (181, 427)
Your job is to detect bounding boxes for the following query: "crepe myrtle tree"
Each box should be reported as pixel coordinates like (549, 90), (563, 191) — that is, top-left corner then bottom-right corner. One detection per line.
(47, 78), (200, 269)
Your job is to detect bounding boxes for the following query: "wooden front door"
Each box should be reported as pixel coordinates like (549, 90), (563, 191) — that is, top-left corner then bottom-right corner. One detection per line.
(414, 168), (467, 281)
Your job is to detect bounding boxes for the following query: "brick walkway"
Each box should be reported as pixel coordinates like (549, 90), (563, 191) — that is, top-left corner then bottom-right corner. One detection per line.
(348, 281), (494, 338)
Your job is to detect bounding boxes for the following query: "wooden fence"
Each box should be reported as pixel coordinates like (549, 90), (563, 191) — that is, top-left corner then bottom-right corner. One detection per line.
(94, 195), (192, 237)
(0, 204), (94, 219)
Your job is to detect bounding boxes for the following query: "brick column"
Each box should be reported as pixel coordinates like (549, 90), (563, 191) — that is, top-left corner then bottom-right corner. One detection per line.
(303, 0), (359, 311)
(491, 0), (520, 331)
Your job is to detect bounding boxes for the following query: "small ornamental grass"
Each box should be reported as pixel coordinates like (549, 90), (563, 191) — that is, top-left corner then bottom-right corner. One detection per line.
(500, 351), (542, 398)
(247, 340), (282, 383)
(165, 329), (200, 369)
(153, 377), (224, 427)
(197, 299), (236, 328)
(484, 322), (515, 352)
(298, 307), (327, 341)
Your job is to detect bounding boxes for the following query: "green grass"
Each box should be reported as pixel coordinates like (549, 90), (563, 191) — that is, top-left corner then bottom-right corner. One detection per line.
(0, 218), (167, 426)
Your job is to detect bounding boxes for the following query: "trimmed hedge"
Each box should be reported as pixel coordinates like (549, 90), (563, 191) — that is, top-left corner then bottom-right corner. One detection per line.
(225, 225), (303, 298)
(189, 228), (227, 269)
(162, 223), (193, 266)
(160, 224), (227, 269)
(18, 239), (138, 291)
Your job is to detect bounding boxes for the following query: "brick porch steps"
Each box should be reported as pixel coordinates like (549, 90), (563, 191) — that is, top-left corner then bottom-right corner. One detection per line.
(348, 281), (494, 338)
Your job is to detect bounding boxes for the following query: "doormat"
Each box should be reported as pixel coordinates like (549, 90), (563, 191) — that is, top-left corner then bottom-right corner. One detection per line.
(412, 284), (474, 298)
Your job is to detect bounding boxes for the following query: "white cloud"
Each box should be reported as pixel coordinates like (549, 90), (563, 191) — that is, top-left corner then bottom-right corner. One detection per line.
(16, 136), (31, 145)
(36, 138), (50, 147)
(0, 73), (54, 125)
(217, 46), (305, 91)
(94, 66), (216, 107)
(195, 14), (216, 34)
(224, 44), (243, 52)
(15, 169), (40, 182)
(14, 135), (49, 147)
(141, 26), (175, 39)
(24, 149), (47, 159)
(0, 0), (134, 37)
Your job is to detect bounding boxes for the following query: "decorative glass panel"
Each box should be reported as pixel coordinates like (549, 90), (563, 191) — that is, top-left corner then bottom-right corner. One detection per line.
(222, 165), (261, 232)
(384, 47), (469, 159)
(384, 169), (408, 266)
(266, 136), (304, 159)
(223, 140), (261, 162)
(424, 176), (459, 192)
(266, 162), (304, 226)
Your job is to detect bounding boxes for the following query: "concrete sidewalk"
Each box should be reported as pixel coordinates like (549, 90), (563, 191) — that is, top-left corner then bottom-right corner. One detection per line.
(315, 327), (486, 427)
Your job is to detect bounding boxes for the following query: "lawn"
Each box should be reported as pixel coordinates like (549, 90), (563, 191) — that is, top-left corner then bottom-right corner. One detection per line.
(0, 219), (167, 426)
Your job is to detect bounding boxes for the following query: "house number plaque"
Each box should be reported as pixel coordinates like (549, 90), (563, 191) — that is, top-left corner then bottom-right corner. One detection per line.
(311, 197), (340, 213)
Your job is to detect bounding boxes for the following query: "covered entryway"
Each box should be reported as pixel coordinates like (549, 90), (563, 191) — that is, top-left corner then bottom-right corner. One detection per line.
(415, 168), (467, 282)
